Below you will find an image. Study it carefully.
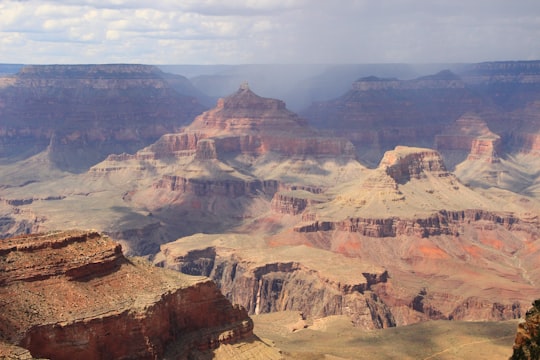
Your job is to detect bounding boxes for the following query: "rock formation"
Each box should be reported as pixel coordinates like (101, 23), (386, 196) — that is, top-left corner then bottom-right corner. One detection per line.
(511, 300), (540, 360)
(0, 62), (539, 343)
(77, 85), (364, 253)
(0, 64), (206, 171)
(146, 143), (538, 328)
(435, 114), (501, 168)
(301, 70), (488, 164)
(154, 233), (394, 330)
(0, 84), (364, 256)
(260, 147), (539, 325)
(0, 230), (280, 359)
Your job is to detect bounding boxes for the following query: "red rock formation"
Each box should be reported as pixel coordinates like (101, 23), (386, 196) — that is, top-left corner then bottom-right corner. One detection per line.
(295, 209), (525, 237)
(467, 137), (501, 162)
(116, 83), (357, 160)
(0, 230), (279, 359)
(255, 146), (539, 326)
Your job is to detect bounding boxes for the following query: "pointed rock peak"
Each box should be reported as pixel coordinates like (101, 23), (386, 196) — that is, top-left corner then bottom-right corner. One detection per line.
(453, 113), (500, 139)
(216, 83), (287, 111)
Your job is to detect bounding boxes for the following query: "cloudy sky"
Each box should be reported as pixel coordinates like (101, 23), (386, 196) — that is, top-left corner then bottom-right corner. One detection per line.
(1, 0), (539, 64)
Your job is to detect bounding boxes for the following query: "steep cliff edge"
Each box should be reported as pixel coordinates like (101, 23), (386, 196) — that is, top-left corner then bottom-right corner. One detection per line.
(154, 233), (394, 330)
(0, 230), (280, 359)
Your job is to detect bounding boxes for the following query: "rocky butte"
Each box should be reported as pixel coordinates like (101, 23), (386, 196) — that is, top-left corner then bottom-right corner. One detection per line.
(0, 230), (281, 359)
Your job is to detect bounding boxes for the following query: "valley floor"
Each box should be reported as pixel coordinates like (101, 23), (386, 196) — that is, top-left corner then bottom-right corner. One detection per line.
(253, 311), (518, 360)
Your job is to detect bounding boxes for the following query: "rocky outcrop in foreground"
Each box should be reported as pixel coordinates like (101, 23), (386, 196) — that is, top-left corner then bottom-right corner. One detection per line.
(0, 230), (280, 359)
(511, 300), (540, 360)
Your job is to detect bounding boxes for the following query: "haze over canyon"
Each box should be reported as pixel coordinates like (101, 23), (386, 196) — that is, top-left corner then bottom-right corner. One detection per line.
(1, 61), (539, 359)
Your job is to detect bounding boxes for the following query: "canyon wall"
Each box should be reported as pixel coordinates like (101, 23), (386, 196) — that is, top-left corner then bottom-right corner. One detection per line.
(154, 241), (395, 330)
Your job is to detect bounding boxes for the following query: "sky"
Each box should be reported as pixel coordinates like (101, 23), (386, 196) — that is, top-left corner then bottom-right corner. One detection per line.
(1, 0), (539, 65)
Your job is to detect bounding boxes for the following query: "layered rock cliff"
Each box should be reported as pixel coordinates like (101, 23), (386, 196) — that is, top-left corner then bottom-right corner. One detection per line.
(301, 70), (488, 164)
(77, 85), (365, 253)
(435, 114), (501, 167)
(0, 64), (206, 171)
(302, 62), (540, 170)
(0, 230), (280, 359)
(154, 233), (394, 330)
(263, 146), (539, 325)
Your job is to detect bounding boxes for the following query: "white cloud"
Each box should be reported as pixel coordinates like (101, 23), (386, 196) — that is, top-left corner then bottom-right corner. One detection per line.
(0, 0), (538, 64)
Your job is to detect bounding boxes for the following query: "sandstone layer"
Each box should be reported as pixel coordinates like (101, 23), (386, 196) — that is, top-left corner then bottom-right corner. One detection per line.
(0, 230), (280, 359)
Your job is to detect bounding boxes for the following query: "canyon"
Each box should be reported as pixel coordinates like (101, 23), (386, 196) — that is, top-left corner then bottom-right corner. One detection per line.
(1, 61), (539, 358)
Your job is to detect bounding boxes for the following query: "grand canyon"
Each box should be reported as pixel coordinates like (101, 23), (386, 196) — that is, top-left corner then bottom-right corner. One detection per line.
(1, 61), (539, 359)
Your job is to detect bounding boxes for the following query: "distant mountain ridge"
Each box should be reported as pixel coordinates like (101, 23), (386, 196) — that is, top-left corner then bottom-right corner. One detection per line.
(0, 64), (207, 171)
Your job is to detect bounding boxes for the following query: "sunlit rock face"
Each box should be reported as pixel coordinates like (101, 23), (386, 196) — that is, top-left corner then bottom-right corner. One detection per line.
(0, 230), (280, 359)
(0, 64), (206, 171)
(262, 146), (539, 326)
